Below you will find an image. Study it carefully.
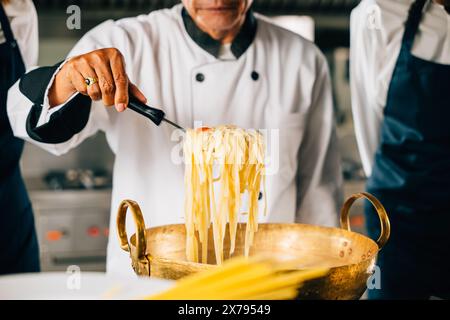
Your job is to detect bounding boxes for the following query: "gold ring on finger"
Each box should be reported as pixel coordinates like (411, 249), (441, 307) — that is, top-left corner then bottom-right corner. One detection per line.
(85, 77), (98, 87)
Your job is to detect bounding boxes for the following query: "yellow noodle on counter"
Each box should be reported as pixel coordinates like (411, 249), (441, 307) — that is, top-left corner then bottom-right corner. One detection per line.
(183, 125), (266, 264)
(145, 256), (329, 300)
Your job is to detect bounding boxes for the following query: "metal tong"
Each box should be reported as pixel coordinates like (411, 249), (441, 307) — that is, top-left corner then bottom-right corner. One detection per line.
(127, 96), (185, 132)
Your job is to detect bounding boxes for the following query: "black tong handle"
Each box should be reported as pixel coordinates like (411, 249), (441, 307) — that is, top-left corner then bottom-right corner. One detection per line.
(128, 96), (165, 126)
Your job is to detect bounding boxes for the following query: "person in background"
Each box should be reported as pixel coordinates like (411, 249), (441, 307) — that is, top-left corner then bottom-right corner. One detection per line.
(351, 0), (450, 299)
(0, 0), (39, 274)
(7, 0), (342, 275)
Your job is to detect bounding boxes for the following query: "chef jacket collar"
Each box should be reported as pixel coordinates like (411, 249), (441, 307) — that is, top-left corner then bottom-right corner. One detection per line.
(181, 6), (257, 59)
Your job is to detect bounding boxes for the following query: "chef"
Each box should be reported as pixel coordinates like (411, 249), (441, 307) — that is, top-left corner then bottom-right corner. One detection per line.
(0, 0), (39, 274)
(351, 0), (450, 299)
(8, 0), (342, 275)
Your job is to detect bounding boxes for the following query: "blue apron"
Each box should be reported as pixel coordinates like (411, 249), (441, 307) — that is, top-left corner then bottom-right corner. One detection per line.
(0, 4), (39, 274)
(366, 0), (450, 299)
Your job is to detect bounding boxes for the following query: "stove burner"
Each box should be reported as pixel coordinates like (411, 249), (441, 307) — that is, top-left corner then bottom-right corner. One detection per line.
(44, 169), (112, 190)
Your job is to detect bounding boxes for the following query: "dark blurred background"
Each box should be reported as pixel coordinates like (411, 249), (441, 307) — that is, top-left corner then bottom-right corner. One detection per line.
(34, 0), (360, 49)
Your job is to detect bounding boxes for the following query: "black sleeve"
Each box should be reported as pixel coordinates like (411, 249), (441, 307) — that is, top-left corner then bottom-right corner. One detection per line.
(20, 62), (92, 144)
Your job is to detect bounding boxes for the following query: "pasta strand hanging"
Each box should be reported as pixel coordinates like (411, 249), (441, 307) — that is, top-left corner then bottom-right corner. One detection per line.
(183, 125), (266, 264)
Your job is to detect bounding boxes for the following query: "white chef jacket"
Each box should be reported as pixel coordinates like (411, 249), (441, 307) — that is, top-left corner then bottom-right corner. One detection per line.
(350, 0), (450, 177)
(0, 0), (38, 68)
(8, 4), (342, 276)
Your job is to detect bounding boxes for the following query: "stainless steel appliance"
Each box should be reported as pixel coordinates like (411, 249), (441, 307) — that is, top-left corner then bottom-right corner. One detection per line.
(27, 176), (111, 272)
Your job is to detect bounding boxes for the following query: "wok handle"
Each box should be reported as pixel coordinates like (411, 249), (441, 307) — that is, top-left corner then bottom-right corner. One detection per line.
(340, 192), (391, 250)
(116, 199), (147, 259)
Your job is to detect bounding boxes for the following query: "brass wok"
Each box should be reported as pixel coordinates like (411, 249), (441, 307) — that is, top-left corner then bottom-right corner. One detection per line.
(117, 193), (390, 300)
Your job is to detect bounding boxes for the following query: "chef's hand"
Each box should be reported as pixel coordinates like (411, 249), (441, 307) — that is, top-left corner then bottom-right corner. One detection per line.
(48, 48), (147, 112)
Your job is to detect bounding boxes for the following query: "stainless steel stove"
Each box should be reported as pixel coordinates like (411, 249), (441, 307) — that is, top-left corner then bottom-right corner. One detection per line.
(26, 172), (112, 272)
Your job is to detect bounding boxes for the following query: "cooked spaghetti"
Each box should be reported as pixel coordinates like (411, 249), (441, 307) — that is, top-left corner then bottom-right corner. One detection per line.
(183, 125), (266, 265)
